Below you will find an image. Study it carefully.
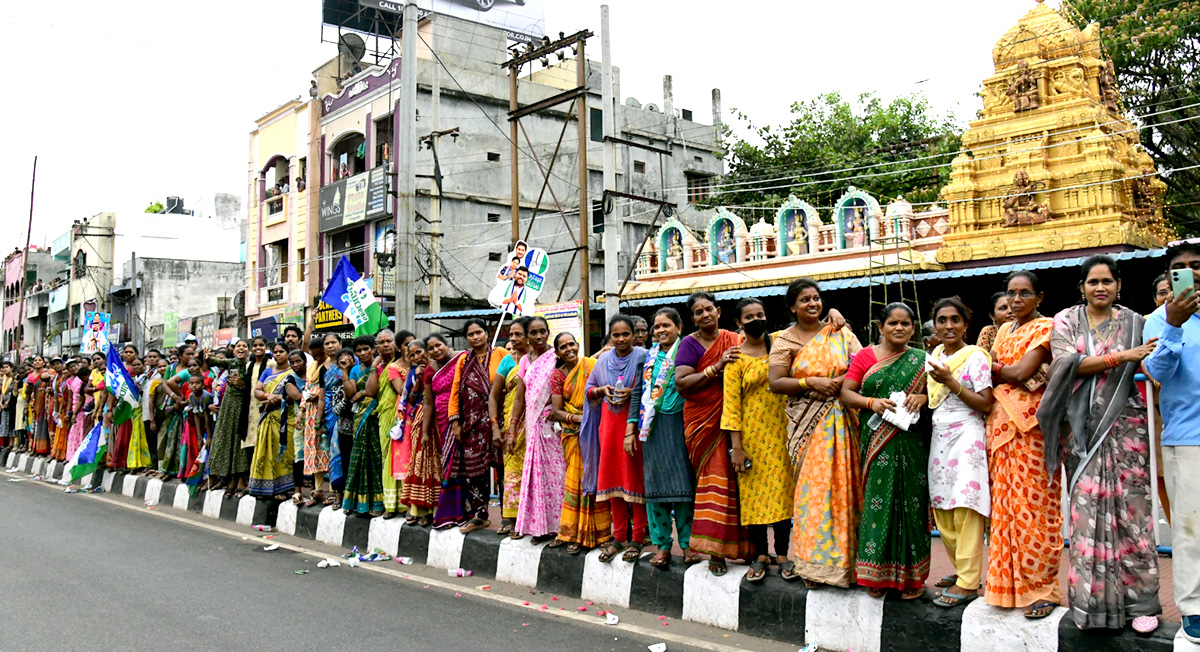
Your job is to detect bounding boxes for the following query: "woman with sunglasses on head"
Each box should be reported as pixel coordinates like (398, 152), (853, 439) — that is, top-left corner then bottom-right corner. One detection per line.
(985, 270), (1060, 619)
(1037, 255), (1161, 632)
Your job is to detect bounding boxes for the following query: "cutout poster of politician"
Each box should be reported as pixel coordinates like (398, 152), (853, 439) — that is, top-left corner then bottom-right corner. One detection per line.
(487, 240), (548, 316)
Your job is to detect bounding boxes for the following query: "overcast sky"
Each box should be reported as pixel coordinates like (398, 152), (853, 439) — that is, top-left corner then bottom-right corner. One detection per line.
(0, 0), (1051, 258)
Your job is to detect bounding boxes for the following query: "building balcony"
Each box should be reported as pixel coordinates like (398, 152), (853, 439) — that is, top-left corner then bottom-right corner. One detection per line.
(263, 194), (288, 227)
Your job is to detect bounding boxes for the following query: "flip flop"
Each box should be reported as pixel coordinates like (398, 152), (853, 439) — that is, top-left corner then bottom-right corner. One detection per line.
(746, 560), (767, 584)
(709, 560), (728, 577)
(598, 542), (626, 563)
(1023, 600), (1058, 619)
(933, 588), (979, 608)
(621, 543), (643, 563)
(778, 560), (802, 582)
(935, 574), (958, 588)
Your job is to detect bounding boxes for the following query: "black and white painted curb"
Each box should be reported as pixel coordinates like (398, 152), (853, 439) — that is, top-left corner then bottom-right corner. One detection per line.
(5, 449), (1188, 652)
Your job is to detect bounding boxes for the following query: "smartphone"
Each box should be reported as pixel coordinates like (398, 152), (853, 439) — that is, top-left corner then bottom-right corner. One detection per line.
(1171, 269), (1193, 299)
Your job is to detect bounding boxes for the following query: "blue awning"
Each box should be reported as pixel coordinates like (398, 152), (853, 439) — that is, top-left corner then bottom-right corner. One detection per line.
(414, 308), (502, 320)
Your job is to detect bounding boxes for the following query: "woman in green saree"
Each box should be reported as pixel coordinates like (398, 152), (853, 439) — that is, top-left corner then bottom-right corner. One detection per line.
(840, 302), (930, 600)
(249, 345), (303, 500)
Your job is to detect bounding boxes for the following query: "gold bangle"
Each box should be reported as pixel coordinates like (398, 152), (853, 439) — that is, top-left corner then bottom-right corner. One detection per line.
(867, 398), (875, 411)
(954, 383), (964, 397)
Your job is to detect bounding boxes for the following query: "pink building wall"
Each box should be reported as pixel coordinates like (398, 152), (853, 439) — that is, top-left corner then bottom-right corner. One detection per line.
(4, 252), (23, 286)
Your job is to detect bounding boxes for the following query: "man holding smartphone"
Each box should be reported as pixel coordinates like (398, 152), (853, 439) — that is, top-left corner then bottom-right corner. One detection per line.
(1144, 239), (1200, 642)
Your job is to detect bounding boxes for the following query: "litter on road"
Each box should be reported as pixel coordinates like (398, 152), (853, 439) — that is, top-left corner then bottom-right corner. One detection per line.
(263, 544), (279, 551)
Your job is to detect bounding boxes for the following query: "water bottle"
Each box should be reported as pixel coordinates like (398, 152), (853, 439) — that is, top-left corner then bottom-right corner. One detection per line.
(252, 525), (273, 532)
(867, 411), (883, 431)
(614, 375), (625, 404)
(447, 568), (472, 577)
(396, 556), (414, 565)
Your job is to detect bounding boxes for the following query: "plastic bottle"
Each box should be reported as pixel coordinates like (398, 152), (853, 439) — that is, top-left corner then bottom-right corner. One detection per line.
(396, 556), (414, 565)
(252, 525), (273, 532)
(447, 568), (473, 577)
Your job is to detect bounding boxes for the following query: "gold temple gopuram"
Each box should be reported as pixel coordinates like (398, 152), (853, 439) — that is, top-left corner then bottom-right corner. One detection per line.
(619, 0), (1169, 303)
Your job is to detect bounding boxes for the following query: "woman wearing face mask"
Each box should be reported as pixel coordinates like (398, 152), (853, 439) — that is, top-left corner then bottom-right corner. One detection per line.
(589, 315), (649, 563)
(675, 292), (753, 576)
(1038, 256), (1161, 632)
(985, 270), (1060, 619)
(630, 308), (693, 567)
(513, 316), (567, 542)
(768, 278), (860, 586)
(925, 297), (993, 608)
(722, 298), (793, 583)
(490, 317), (530, 536)
(840, 302), (930, 601)
(976, 292), (1013, 352)
(206, 339), (254, 497)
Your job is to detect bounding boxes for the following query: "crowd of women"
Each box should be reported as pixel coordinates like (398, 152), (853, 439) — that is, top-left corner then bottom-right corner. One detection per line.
(0, 251), (1181, 636)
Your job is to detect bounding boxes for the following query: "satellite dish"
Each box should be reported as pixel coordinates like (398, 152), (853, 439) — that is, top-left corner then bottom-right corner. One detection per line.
(338, 33), (367, 62)
(645, 103), (660, 113)
(625, 97), (642, 108)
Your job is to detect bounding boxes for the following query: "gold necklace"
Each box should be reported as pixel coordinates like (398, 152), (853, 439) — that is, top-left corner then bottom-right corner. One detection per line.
(1086, 307), (1112, 333)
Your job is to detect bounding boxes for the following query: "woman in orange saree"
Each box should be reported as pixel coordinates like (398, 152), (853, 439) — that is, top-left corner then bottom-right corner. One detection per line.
(985, 270), (1061, 619)
(675, 292), (752, 575)
(768, 278), (861, 587)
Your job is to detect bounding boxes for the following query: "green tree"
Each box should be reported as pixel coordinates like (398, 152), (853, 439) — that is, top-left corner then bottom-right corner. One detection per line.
(1063, 0), (1200, 233)
(145, 200), (164, 213)
(715, 92), (962, 214)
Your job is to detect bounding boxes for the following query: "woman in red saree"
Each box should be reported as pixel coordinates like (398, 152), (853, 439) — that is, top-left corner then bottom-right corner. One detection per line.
(675, 291), (752, 575)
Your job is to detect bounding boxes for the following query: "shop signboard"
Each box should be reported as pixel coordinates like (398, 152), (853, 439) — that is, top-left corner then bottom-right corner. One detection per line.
(177, 318), (193, 343)
(313, 300), (347, 333)
(250, 316), (279, 342)
(355, 0), (546, 43)
(318, 166), (389, 232)
(163, 313), (179, 347)
(280, 304), (305, 327)
(215, 328), (235, 347)
(535, 301), (583, 344)
(194, 313), (220, 349)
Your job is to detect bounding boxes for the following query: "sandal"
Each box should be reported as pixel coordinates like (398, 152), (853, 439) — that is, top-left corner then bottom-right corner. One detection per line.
(621, 543), (643, 563)
(532, 533), (557, 545)
(598, 542), (626, 563)
(867, 588), (887, 599)
(405, 515), (419, 526)
(933, 588), (979, 608)
(382, 511), (398, 520)
(303, 495), (319, 508)
(746, 559), (767, 584)
(648, 549), (671, 567)
(418, 515), (433, 527)
(459, 518), (491, 534)
(509, 530), (526, 540)
(324, 493), (339, 507)
(546, 539), (567, 549)
(901, 587), (924, 601)
(803, 579), (820, 589)
(567, 543), (582, 556)
(778, 560), (801, 582)
(935, 574), (958, 588)
(709, 559), (728, 577)
(291, 493), (304, 506)
(366, 510), (384, 518)
(1023, 600), (1058, 619)
(496, 521), (513, 536)
(682, 548), (703, 564)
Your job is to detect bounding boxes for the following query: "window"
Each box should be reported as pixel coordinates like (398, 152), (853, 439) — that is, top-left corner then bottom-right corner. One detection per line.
(487, 212), (500, 223)
(589, 108), (603, 143)
(298, 157), (308, 190)
(686, 174), (711, 205)
(681, 109), (693, 121)
(73, 250), (86, 278)
(488, 252), (502, 262)
(487, 152), (501, 162)
(633, 160), (645, 174)
(295, 247), (305, 281)
(375, 115), (393, 166)
(217, 296), (232, 312)
(694, 156), (703, 165)
(591, 199), (604, 234)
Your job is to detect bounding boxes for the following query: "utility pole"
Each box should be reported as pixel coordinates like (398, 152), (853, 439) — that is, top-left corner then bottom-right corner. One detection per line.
(395, 0), (418, 328)
(600, 5), (618, 324)
(428, 61), (443, 327)
(576, 38), (591, 348)
(16, 156), (36, 359)
(131, 252), (139, 351)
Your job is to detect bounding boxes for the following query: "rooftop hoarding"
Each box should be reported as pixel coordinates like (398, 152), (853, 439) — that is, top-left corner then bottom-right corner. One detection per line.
(354, 0), (545, 43)
(319, 166), (390, 232)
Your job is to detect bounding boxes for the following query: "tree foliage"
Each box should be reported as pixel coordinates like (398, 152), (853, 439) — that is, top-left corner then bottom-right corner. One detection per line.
(715, 92), (962, 216)
(1063, 0), (1200, 233)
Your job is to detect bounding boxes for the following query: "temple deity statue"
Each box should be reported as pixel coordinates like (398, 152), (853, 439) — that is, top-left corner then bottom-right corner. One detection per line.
(1005, 60), (1040, 112)
(1002, 170), (1049, 226)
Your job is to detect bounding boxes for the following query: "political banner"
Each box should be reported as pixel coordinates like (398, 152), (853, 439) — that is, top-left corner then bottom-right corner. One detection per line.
(535, 301), (583, 344)
(487, 240), (549, 316)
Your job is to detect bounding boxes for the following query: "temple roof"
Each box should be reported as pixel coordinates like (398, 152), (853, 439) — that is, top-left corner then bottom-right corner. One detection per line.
(992, 1), (1100, 70)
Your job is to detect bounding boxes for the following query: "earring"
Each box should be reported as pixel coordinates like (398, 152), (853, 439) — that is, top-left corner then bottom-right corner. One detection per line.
(1081, 293), (1086, 303)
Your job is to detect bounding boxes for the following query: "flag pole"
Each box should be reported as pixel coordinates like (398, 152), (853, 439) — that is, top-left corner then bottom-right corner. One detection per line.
(491, 311), (507, 348)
